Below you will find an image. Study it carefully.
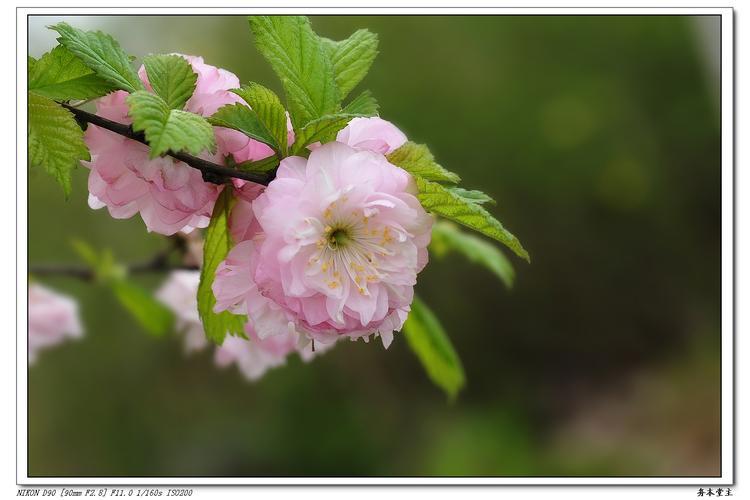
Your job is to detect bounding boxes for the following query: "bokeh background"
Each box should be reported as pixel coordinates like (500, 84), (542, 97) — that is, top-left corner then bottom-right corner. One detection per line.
(27, 15), (721, 477)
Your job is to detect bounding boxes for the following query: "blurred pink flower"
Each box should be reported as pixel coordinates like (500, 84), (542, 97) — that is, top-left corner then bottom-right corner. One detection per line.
(214, 328), (332, 382)
(336, 117), (407, 154)
(158, 269), (329, 381)
(216, 141), (433, 348)
(28, 283), (83, 364)
(84, 55), (274, 235)
(156, 270), (208, 353)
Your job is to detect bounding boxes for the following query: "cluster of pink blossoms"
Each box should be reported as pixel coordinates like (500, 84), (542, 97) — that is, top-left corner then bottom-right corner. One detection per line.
(82, 55), (434, 373)
(213, 118), (433, 350)
(84, 55), (279, 235)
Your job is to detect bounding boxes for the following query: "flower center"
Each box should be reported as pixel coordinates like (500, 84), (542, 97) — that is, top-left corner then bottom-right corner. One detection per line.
(307, 200), (400, 295)
(328, 226), (352, 250)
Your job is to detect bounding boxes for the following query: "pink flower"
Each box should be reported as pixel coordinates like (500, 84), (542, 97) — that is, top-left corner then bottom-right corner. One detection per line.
(216, 141), (433, 348)
(156, 270), (208, 353)
(28, 283), (83, 364)
(84, 55), (274, 235)
(158, 269), (328, 381)
(214, 328), (331, 381)
(336, 117), (407, 154)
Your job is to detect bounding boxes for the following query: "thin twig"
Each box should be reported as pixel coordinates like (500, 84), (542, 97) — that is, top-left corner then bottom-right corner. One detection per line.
(61, 103), (272, 186)
(29, 238), (199, 281)
(28, 262), (199, 281)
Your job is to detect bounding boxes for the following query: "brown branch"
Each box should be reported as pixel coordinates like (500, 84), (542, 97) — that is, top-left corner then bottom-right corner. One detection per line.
(62, 103), (273, 186)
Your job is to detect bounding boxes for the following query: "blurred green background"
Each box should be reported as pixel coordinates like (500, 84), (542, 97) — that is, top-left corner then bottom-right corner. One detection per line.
(27, 15), (721, 477)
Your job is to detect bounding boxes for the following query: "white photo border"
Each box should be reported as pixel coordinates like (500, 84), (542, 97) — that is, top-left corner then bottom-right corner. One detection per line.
(15, 5), (735, 486)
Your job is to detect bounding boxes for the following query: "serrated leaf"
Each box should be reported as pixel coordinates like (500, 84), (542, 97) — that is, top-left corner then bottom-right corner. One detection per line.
(342, 89), (379, 117)
(50, 22), (144, 93)
(290, 113), (360, 155)
(248, 16), (340, 130)
(127, 91), (216, 158)
(28, 45), (116, 101)
(143, 54), (197, 110)
(28, 93), (90, 197)
(415, 177), (529, 262)
(321, 29), (378, 99)
(209, 103), (278, 152)
(232, 83), (289, 156)
(387, 142), (461, 184)
(112, 279), (175, 337)
(198, 189), (247, 344)
(403, 295), (465, 400)
(447, 187), (495, 206)
(430, 221), (514, 288)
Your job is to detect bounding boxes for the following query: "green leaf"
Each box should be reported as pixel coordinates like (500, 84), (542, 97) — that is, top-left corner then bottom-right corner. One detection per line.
(447, 187), (495, 205)
(321, 29), (378, 99)
(70, 240), (175, 337)
(232, 83), (289, 156)
(209, 103), (278, 152)
(111, 279), (175, 337)
(290, 113), (360, 155)
(127, 91), (216, 159)
(142, 54), (197, 110)
(387, 142), (461, 184)
(403, 295), (465, 400)
(430, 221), (514, 289)
(229, 155), (280, 173)
(342, 89), (379, 116)
(28, 45), (116, 101)
(415, 177), (530, 262)
(198, 189), (247, 344)
(28, 93), (90, 197)
(50, 22), (144, 93)
(248, 16), (340, 130)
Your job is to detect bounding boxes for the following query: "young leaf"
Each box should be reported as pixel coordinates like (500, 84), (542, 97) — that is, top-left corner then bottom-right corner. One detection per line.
(198, 189), (247, 344)
(232, 83), (289, 156)
(430, 221), (514, 289)
(111, 279), (175, 337)
(230, 155), (280, 174)
(342, 89), (379, 117)
(290, 113), (360, 155)
(28, 45), (116, 101)
(248, 16), (340, 130)
(415, 177), (529, 262)
(387, 142), (461, 184)
(447, 187), (495, 205)
(403, 295), (465, 400)
(142, 54), (198, 110)
(28, 93), (90, 197)
(50, 22), (144, 94)
(209, 103), (278, 152)
(321, 29), (379, 99)
(127, 91), (216, 158)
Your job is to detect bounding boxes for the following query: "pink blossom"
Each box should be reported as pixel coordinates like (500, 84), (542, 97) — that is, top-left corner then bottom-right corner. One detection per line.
(28, 283), (83, 364)
(84, 55), (274, 235)
(158, 269), (329, 381)
(336, 117), (407, 154)
(216, 141), (433, 348)
(156, 270), (208, 353)
(214, 328), (331, 381)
